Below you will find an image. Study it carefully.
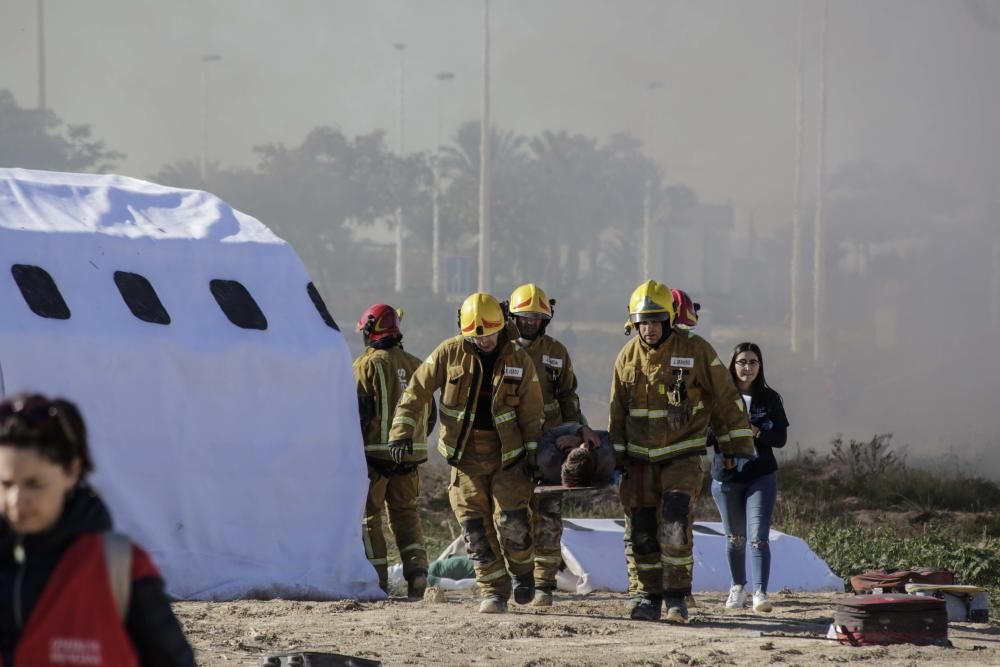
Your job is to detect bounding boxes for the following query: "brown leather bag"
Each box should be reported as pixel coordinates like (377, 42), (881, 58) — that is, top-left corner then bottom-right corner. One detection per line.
(849, 568), (955, 594)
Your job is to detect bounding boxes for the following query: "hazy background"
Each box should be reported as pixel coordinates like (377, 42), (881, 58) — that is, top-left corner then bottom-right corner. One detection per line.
(2, 0), (998, 476)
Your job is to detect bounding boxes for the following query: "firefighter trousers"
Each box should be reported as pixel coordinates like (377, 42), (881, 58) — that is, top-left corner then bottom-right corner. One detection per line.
(448, 429), (535, 599)
(532, 490), (563, 591)
(620, 455), (703, 599)
(363, 464), (428, 591)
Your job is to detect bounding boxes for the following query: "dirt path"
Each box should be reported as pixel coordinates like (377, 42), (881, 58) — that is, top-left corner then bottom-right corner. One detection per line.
(175, 591), (1000, 666)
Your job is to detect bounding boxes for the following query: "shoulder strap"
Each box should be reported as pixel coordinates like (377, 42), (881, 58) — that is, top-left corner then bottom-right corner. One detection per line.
(102, 531), (133, 622)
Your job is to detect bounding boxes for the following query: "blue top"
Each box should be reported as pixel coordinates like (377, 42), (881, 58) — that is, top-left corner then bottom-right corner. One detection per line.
(711, 386), (788, 483)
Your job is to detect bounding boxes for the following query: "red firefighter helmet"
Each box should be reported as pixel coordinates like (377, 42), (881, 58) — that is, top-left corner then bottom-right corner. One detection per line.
(671, 288), (700, 329)
(356, 303), (402, 342)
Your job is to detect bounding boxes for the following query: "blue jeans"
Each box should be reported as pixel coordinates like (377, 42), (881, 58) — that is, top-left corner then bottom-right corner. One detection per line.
(710, 473), (777, 594)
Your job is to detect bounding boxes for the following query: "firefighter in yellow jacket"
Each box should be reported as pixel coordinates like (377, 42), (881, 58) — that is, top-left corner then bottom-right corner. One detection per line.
(353, 304), (435, 598)
(388, 293), (544, 614)
(610, 280), (755, 623)
(506, 283), (601, 607)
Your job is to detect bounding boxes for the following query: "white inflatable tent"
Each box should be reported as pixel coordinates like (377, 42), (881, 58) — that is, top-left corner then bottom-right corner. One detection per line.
(431, 518), (842, 594)
(0, 168), (381, 601)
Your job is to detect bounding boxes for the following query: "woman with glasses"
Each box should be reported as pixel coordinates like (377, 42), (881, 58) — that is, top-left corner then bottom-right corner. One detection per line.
(710, 343), (789, 614)
(0, 393), (194, 666)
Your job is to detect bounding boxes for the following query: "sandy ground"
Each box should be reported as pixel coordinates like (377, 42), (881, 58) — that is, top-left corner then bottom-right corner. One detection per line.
(175, 590), (1000, 666)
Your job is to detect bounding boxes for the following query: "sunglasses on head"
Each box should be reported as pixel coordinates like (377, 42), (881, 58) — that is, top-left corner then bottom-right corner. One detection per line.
(0, 398), (78, 448)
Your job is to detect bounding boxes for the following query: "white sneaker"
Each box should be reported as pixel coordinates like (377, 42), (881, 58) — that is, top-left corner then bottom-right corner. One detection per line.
(725, 584), (747, 609)
(753, 591), (773, 613)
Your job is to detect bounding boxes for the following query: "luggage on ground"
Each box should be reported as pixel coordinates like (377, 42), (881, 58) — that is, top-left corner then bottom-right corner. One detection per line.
(833, 594), (948, 646)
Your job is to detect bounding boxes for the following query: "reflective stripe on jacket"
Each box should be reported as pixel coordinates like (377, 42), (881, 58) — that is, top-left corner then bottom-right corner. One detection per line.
(608, 330), (754, 465)
(389, 334), (543, 467)
(353, 346), (430, 465)
(514, 334), (586, 431)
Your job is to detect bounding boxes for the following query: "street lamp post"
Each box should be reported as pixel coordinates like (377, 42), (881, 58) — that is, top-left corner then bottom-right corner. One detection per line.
(812, 1), (829, 362)
(200, 54), (222, 181)
(37, 0), (46, 112)
(432, 71), (456, 295)
(642, 81), (663, 281)
(478, 0), (491, 293)
(394, 42), (406, 294)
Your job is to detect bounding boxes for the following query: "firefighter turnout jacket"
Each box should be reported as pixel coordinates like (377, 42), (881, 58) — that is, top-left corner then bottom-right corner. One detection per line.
(610, 329), (755, 464)
(514, 333), (586, 430)
(354, 345), (431, 465)
(389, 334), (544, 468)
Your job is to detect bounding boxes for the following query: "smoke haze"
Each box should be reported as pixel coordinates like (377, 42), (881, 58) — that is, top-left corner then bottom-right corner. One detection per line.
(1, 0), (998, 475)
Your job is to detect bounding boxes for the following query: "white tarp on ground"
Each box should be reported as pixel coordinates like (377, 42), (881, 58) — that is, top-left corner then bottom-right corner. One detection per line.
(434, 518), (842, 593)
(559, 518), (842, 593)
(0, 168), (382, 601)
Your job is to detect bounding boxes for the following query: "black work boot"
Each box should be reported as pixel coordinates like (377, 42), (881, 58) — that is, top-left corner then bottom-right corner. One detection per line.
(664, 596), (689, 623)
(406, 571), (428, 599)
(512, 573), (535, 605)
(629, 594), (662, 621)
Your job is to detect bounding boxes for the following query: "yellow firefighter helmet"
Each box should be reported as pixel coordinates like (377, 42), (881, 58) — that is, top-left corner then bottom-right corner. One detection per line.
(625, 280), (676, 334)
(508, 283), (553, 319)
(459, 292), (506, 337)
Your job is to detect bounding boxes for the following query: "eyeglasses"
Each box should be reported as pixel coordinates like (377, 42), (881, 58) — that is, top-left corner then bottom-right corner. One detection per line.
(734, 359), (759, 368)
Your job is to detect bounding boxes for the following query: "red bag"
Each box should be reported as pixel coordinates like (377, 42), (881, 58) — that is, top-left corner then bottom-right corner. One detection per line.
(834, 594), (948, 646)
(849, 568), (954, 594)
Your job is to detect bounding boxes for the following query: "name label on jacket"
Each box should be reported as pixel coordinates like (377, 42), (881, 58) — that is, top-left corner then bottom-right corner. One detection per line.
(670, 356), (695, 368)
(542, 355), (563, 369)
(504, 366), (524, 379)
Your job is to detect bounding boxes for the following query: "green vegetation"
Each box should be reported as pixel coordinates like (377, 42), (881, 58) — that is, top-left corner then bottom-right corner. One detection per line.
(774, 434), (1000, 609)
(377, 433), (1000, 607)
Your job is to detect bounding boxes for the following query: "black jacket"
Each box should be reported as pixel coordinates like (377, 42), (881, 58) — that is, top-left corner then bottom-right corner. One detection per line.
(0, 485), (195, 666)
(711, 386), (789, 483)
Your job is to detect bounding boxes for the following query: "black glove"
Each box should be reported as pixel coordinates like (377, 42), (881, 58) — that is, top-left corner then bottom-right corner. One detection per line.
(388, 438), (413, 464)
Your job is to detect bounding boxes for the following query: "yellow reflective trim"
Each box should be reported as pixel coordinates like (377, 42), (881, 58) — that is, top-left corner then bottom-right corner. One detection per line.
(543, 401), (560, 414)
(374, 364), (390, 444)
(367, 557), (389, 566)
(534, 556), (562, 564)
(478, 568), (508, 582)
(501, 446), (525, 463)
(524, 441), (538, 452)
(712, 357), (723, 367)
(400, 543), (424, 554)
(438, 442), (457, 458)
(612, 443), (627, 452)
(506, 556), (534, 565)
(691, 401), (704, 415)
(627, 436), (707, 460)
(716, 434), (732, 444)
(439, 405), (471, 421)
(392, 416), (417, 428)
(628, 408), (672, 419)
(735, 399), (744, 412)
(495, 410), (517, 425)
(729, 428), (753, 439)
(364, 443), (427, 452)
(636, 563), (662, 571)
(663, 555), (693, 567)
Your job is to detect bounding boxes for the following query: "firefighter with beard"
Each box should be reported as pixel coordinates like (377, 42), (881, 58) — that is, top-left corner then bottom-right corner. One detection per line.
(610, 280), (755, 623)
(621, 286), (702, 604)
(506, 283), (602, 606)
(388, 293), (544, 614)
(353, 304), (435, 598)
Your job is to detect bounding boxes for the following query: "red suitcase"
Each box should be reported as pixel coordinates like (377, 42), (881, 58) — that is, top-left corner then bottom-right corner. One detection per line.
(833, 594), (948, 646)
(850, 568), (954, 594)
